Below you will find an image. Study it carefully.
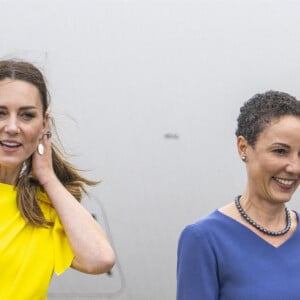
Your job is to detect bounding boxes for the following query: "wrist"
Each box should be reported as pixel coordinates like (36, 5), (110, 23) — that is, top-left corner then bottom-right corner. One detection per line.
(39, 173), (58, 188)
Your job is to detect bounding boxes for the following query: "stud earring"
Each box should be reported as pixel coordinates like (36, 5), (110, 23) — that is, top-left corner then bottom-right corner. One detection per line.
(241, 155), (246, 162)
(37, 143), (44, 155)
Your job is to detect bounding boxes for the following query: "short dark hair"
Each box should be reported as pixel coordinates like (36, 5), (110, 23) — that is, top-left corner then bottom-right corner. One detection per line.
(235, 90), (300, 146)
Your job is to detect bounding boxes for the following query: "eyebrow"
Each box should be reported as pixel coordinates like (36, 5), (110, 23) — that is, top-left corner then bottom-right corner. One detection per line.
(271, 142), (290, 148)
(0, 105), (38, 110)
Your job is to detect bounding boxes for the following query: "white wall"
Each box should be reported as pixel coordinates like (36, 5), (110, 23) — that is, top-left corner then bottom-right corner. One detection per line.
(1, 1), (300, 299)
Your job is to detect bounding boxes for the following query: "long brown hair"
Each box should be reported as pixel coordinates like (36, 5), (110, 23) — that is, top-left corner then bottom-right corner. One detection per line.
(0, 59), (98, 227)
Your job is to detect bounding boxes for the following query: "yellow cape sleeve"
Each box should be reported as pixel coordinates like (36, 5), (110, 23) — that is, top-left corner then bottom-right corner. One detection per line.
(52, 214), (75, 275)
(37, 189), (75, 275)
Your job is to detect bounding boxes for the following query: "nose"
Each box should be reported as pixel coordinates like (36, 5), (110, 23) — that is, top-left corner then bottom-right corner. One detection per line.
(286, 156), (300, 175)
(4, 116), (20, 135)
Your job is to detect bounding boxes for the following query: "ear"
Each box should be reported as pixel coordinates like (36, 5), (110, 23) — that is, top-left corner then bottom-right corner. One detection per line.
(43, 111), (51, 130)
(237, 135), (249, 158)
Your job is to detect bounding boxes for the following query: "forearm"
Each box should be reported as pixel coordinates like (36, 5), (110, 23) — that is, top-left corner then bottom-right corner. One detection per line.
(42, 174), (115, 274)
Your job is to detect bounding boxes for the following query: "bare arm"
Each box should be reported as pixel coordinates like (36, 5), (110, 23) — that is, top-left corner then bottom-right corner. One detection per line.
(32, 132), (115, 274)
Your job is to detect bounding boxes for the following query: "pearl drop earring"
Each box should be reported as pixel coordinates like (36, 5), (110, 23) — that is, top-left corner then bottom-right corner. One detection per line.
(37, 143), (44, 155)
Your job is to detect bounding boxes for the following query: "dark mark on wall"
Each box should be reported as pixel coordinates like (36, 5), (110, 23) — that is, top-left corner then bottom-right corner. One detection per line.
(164, 133), (179, 139)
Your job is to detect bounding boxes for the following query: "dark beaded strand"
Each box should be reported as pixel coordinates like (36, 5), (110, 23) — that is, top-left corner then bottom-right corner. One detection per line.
(235, 195), (291, 236)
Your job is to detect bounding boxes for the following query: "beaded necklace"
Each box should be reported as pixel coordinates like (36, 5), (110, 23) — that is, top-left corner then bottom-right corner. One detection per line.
(235, 195), (291, 236)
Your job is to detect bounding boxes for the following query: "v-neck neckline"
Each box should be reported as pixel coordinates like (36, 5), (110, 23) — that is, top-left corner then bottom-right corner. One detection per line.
(216, 209), (299, 249)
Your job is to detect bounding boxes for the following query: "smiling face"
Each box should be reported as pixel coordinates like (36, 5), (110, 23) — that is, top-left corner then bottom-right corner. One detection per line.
(0, 79), (46, 171)
(238, 115), (300, 204)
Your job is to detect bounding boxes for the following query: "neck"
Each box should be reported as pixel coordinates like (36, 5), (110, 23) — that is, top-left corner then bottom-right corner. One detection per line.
(238, 195), (288, 231)
(235, 196), (291, 236)
(0, 165), (22, 185)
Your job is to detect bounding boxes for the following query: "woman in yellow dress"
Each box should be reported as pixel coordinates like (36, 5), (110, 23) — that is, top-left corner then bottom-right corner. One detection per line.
(0, 59), (115, 299)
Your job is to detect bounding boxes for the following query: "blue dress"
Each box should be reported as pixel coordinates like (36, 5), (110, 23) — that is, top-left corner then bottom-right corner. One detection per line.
(177, 210), (300, 300)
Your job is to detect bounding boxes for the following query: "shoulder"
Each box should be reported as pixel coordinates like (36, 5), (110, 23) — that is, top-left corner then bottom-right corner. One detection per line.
(179, 208), (245, 249)
(36, 188), (52, 205)
(36, 189), (57, 221)
(179, 210), (225, 241)
(177, 211), (230, 267)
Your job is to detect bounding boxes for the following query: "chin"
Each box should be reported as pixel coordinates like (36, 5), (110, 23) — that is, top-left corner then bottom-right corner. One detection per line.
(274, 193), (294, 204)
(0, 158), (24, 169)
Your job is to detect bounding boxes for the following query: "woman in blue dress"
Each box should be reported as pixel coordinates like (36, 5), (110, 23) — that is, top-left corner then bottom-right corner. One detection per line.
(177, 91), (300, 300)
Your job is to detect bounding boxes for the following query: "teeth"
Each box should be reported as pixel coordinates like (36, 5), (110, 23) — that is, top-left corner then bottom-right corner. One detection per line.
(274, 177), (294, 186)
(1, 142), (20, 147)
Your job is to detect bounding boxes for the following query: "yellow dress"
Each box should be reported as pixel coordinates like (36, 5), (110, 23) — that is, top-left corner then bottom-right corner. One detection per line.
(0, 183), (74, 300)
